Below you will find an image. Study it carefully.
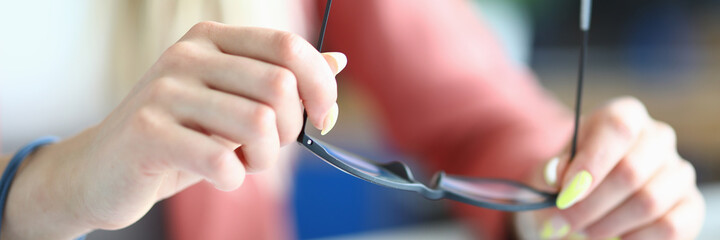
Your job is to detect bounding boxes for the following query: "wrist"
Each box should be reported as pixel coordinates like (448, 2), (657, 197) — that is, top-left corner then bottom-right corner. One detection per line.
(2, 134), (95, 239)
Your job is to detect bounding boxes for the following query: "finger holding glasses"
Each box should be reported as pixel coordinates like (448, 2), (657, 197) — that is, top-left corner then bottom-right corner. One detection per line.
(10, 21), (349, 236)
(522, 97), (705, 239)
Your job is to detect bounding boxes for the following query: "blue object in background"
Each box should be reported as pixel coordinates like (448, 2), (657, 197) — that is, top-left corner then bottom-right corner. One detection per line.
(291, 145), (448, 239)
(625, 3), (698, 85)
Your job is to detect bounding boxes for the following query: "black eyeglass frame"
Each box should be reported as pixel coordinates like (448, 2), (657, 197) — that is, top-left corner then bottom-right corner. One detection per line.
(298, 134), (558, 211)
(295, 0), (591, 212)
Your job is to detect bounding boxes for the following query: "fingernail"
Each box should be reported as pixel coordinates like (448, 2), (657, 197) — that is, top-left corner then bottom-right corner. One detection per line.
(605, 237), (621, 240)
(557, 170), (593, 209)
(567, 232), (588, 240)
(321, 103), (339, 135)
(540, 215), (570, 239)
(325, 52), (347, 75)
(544, 157), (560, 187)
(540, 221), (553, 239)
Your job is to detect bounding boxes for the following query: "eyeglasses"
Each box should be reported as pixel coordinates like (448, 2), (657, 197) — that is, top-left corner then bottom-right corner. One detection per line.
(296, 0), (592, 211)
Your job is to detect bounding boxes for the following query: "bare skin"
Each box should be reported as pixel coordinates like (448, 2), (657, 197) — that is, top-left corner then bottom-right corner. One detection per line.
(521, 97), (705, 240)
(0, 21), (704, 240)
(0, 21), (346, 239)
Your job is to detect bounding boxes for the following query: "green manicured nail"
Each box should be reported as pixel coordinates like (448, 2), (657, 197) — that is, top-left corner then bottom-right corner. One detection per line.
(556, 170), (592, 209)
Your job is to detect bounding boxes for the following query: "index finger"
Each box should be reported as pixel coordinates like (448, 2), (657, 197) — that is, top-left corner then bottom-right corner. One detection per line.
(557, 97), (651, 209)
(183, 21), (338, 130)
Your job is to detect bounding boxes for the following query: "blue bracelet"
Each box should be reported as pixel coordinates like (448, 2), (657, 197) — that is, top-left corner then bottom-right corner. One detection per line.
(0, 136), (86, 240)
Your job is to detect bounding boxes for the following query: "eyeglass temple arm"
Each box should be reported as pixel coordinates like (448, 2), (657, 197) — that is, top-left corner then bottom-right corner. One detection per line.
(301, 0), (594, 157)
(581, 0), (592, 32)
(298, 0), (334, 143)
(569, 0), (592, 161)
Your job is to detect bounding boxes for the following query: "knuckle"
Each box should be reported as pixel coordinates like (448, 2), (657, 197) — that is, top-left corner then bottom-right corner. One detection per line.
(614, 160), (644, 188)
(160, 41), (204, 69)
(634, 189), (662, 218)
(188, 21), (222, 35)
(605, 111), (635, 140)
(600, 96), (649, 139)
(250, 104), (276, 136)
(266, 67), (297, 101)
(275, 32), (305, 63)
(147, 77), (181, 102)
(654, 121), (677, 147)
(132, 107), (164, 133)
(166, 41), (196, 56)
(613, 96), (646, 113)
(205, 147), (233, 173)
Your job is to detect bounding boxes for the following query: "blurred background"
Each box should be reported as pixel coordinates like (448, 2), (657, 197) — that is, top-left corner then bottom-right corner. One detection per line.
(0, 0), (718, 239)
(296, 0), (720, 239)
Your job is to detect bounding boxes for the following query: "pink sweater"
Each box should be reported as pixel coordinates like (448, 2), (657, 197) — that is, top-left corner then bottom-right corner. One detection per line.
(166, 0), (573, 239)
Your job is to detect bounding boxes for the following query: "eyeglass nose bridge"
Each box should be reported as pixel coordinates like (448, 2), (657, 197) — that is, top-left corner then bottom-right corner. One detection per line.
(379, 160), (447, 200)
(378, 161), (414, 182)
(424, 171), (448, 200)
(419, 171), (446, 200)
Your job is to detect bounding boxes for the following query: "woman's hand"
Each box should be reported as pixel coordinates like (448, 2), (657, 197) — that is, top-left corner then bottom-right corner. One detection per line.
(3, 21), (347, 239)
(518, 97), (705, 240)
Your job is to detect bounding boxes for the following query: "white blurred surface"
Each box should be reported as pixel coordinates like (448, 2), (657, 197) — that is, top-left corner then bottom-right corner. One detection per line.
(0, 1), (113, 153)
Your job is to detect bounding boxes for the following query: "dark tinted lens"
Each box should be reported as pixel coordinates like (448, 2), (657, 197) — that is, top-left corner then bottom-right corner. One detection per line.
(439, 175), (554, 205)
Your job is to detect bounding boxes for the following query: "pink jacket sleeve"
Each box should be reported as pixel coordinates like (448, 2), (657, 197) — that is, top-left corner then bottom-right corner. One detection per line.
(324, 0), (573, 238)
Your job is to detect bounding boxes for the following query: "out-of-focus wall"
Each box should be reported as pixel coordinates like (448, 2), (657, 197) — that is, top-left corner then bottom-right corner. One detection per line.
(0, 1), (114, 153)
(528, 0), (720, 182)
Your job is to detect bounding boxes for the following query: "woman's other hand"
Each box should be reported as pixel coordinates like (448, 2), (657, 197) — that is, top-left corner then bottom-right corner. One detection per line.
(519, 97), (705, 240)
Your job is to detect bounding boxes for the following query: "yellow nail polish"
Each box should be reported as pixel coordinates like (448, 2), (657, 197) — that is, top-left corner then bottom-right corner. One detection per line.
(541, 220), (554, 239)
(544, 157), (559, 187)
(325, 52), (347, 75)
(540, 215), (570, 239)
(556, 224), (570, 238)
(567, 232), (588, 240)
(606, 237), (620, 240)
(321, 103), (339, 135)
(556, 170), (592, 209)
